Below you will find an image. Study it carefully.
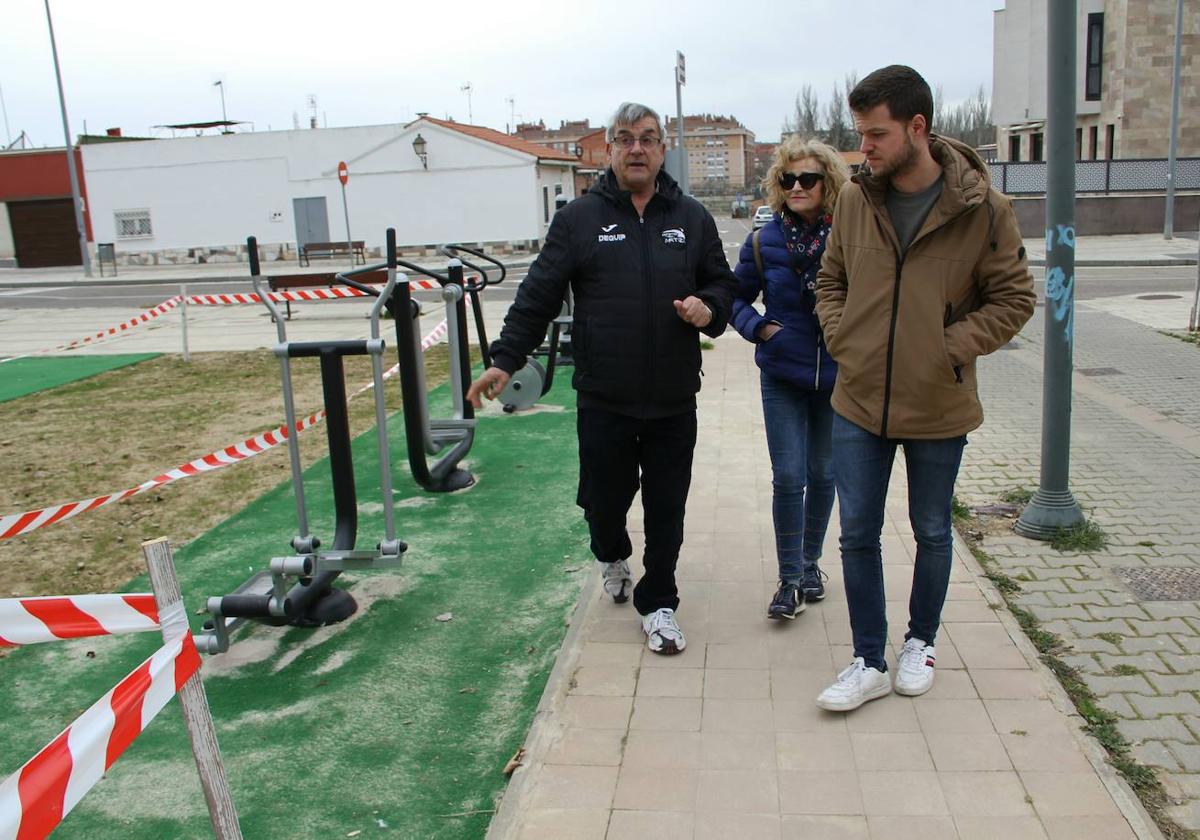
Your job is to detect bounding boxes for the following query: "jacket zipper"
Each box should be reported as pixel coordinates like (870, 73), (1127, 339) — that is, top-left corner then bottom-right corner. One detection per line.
(879, 253), (905, 438)
(639, 213), (654, 406)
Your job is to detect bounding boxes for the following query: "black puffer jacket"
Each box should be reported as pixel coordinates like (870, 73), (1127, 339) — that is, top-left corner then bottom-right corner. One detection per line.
(490, 168), (736, 418)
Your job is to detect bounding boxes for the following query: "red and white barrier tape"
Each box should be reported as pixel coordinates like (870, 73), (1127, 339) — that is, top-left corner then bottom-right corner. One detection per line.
(1, 275), (455, 361)
(0, 633), (201, 840)
(0, 319), (448, 542)
(59, 296), (185, 351)
(0, 594), (159, 647)
(185, 278), (443, 306)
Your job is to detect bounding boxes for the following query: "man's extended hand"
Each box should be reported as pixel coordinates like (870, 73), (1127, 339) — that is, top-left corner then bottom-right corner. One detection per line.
(466, 366), (511, 409)
(673, 296), (713, 329)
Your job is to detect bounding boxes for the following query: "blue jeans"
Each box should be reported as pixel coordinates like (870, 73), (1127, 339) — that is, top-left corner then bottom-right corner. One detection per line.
(760, 372), (835, 584)
(832, 413), (966, 672)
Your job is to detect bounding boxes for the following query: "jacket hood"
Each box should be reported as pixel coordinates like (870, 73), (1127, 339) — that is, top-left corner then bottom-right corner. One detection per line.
(855, 134), (992, 216)
(592, 166), (684, 205)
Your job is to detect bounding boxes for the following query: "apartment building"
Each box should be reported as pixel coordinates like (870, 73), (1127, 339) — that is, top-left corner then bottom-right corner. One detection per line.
(664, 114), (756, 189)
(994, 0), (1198, 161)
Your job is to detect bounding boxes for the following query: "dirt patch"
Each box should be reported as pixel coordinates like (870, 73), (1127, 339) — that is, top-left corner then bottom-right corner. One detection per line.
(0, 348), (454, 598)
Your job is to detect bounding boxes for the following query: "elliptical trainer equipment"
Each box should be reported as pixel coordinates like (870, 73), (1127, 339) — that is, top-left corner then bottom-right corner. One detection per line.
(196, 236), (406, 655)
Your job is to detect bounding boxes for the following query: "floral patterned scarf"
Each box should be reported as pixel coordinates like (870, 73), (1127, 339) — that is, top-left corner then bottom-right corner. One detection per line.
(779, 209), (833, 284)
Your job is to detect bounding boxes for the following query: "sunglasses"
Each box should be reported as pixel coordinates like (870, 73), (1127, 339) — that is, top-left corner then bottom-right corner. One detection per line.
(779, 171), (825, 191)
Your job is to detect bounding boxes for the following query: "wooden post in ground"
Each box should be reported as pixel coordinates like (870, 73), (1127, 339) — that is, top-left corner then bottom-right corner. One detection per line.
(141, 537), (242, 840)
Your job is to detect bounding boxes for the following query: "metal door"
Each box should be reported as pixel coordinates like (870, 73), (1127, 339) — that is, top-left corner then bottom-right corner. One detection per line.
(9, 199), (80, 267)
(292, 197), (330, 248)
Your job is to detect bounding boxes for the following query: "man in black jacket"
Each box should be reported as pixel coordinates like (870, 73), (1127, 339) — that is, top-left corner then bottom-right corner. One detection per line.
(467, 102), (736, 655)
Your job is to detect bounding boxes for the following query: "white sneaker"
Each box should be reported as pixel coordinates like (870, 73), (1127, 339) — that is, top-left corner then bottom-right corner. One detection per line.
(894, 638), (936, 696)
(816, 657), (892, 711)
(641, 608), (686, 655)
(601, 559), (632, 604)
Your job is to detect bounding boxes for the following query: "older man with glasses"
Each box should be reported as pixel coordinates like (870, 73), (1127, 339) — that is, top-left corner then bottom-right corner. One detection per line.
(469, 102), (736, 655)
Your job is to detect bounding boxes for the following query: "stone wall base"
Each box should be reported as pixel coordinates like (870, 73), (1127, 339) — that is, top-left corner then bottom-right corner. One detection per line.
(98, 239), (542, 267)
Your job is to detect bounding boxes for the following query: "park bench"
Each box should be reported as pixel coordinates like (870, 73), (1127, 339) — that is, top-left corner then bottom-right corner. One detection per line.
(299, 240), (366, 267)
(267, 269), (386, 319)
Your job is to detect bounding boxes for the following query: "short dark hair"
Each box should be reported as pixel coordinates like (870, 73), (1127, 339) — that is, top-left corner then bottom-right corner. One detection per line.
(848, 65), (933, 129)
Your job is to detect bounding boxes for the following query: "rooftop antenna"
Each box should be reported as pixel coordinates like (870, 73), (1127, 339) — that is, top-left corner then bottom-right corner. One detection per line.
(306, 94), (318, 129)
(505, 95), (515, 133)
(460, 82), (473, 124)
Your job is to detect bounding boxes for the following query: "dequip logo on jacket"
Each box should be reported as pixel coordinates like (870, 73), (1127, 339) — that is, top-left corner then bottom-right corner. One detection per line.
(598, 224), (626, 243)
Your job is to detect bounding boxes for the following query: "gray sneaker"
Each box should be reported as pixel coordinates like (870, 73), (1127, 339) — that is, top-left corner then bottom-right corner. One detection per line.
(600, 559), (632, 604)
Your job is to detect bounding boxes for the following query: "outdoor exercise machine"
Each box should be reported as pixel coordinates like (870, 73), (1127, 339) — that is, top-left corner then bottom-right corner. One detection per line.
(495, 288), (573, 413)
(195, 236), (406, 654)
(334, 231), (482, 493)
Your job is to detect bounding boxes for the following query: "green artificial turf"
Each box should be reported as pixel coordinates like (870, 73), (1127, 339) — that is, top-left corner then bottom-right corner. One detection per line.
(0, 354), (159, 403)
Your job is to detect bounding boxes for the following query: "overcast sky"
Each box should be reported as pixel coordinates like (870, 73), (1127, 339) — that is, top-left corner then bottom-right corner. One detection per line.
(1, 0), (1003, 149)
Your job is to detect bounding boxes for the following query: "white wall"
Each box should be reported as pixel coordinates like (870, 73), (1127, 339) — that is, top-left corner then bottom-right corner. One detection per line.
(82, 121), (566, 254)
(535, 163), (575, 234)
(0, 203), (14, 262)
(993, 0), (1106, 126)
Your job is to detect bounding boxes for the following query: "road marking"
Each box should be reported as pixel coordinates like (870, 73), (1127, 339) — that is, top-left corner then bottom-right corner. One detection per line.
(0, 287), (67, 296)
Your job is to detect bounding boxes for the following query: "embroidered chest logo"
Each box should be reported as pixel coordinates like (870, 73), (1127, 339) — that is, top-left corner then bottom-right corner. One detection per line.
(661, 228), (686, 245)
(598, 223), (625, 243)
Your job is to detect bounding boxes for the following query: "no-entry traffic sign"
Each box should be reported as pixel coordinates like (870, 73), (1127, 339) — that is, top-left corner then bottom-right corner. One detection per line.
(337, 161), (348, 185)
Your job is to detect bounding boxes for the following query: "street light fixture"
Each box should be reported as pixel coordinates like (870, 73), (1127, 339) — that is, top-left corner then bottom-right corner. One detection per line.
(412, 133), (428, 169)
(43, 0), (91, 276)
(214, 80), (228, 128)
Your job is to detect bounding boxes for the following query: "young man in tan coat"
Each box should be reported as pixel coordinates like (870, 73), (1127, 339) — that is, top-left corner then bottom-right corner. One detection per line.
(814, 65), (1036, 711)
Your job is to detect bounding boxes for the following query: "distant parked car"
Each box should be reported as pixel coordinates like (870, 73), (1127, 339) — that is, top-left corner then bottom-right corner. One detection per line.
(752, 205), (774, 229)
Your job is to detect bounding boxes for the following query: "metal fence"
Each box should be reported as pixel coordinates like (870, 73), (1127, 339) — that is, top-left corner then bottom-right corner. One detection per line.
(988, 158), (1200, 195)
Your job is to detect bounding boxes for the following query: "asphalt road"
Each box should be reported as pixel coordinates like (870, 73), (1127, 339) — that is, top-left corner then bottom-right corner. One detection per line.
(0, 217), (1194, 309)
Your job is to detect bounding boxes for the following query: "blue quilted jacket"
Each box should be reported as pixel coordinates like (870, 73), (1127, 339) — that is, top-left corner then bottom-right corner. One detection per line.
(732, 213), (837, 390)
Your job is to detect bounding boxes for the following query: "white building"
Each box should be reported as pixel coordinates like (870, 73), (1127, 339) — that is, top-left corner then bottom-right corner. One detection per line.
(81, 117), (578, 263)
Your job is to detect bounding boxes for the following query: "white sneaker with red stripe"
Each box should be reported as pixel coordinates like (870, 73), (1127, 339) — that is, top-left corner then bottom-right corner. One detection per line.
(894, 638), (936, 696)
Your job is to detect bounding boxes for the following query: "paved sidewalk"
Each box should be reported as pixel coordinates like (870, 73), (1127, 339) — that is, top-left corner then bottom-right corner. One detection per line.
(1022, 232), (1198, 266)
(488, 335), (1156, 840)
(956, 305), (1200, 833)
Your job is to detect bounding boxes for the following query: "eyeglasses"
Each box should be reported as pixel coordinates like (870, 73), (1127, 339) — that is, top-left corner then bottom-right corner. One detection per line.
(779, 171), (825, 191)
(612, 134), (662, 150)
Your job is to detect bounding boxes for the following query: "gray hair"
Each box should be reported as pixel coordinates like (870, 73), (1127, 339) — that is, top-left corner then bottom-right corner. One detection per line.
(606, 102), (664, 141)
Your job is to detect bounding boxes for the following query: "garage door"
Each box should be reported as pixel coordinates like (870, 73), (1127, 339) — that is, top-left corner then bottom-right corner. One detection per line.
(9, 198), (81, 267)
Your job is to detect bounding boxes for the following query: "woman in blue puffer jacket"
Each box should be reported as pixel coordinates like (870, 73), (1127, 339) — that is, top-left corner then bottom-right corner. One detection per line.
(733, 137), (851, 621)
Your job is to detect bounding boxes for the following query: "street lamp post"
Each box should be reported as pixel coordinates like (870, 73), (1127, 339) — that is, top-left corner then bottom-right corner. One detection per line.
(43, 0), (91, 276)
(1164, 0), (1184, 239)
(1016, 0), (1085, 539)
(674, 51), (688, 193)
(214, 80), (228, 125)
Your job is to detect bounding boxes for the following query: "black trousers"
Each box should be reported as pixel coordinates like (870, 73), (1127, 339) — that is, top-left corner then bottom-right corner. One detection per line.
(576, 406), (697, 615)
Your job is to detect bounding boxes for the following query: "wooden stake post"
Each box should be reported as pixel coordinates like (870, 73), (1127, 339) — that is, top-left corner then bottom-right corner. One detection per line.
(141, 537), (243, 840)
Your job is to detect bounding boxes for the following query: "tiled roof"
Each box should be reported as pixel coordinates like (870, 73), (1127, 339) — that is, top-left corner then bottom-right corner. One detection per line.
(420, 117), (578, 162)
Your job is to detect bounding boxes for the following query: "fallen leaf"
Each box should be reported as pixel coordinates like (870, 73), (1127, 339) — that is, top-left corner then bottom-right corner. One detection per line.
(435, 612), (453, 622)
(458, 686), (478, 694)
(347, 831), (362, 837)
(502, 747), (526, 776)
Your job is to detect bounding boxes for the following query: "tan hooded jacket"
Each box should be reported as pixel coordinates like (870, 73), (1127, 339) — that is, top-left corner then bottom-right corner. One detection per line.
(815, 135), (1036, 439)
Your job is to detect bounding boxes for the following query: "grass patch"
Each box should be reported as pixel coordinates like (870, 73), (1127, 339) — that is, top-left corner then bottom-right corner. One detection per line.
(1001, 486), (1034, 505)
(700, 340), (715, 350)
(1110, 664), (1142, 677)
(1049, 520), (1109, 553)
(951, 495), (972, 523)
(0, 347), (459, 597)
(1159, 329), (1199, 347)
(1138, 540), (1157, 548)
(956, 498), (1189, 839)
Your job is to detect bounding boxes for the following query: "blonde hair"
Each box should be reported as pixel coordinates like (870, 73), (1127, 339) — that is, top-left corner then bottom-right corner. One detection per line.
(763, 137), (851, 216)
